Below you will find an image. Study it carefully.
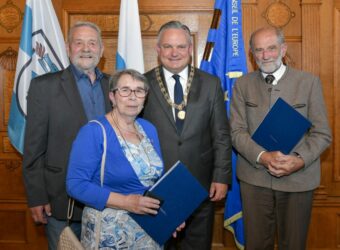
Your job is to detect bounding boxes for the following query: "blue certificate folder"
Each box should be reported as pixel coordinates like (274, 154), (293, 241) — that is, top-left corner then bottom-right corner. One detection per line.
(251, 97), (312, 154)
(129, 161), (208, 245)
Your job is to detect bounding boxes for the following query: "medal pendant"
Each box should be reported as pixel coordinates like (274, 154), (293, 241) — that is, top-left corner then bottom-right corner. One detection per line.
(177, 110), (186, 120)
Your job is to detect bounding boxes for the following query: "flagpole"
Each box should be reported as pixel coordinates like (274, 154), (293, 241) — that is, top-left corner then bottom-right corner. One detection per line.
(202, 8), (221, 62)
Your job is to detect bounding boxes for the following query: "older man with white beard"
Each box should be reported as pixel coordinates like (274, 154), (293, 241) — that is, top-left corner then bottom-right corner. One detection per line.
(22, 21), (111, 250)
(230, 27), (331, 250)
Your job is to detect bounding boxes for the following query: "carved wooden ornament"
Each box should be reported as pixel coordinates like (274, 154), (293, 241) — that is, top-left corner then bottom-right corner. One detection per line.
(0, 47), (18, 71)
(0, 0), (23, 33)
(262, 0), (295, 28)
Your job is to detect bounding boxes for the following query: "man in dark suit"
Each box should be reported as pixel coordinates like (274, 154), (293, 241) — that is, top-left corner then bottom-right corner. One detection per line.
(142, 20), (232, 250)
(22, 21), (111, 250)
(230, 27), (332, 249)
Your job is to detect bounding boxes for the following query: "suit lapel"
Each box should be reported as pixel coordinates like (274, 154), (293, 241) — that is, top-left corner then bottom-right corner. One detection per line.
(100, 74), (111, 112)
(60, 67), (87, 124)
(181, 68), (201, 134)
(150, 68), (177, 130)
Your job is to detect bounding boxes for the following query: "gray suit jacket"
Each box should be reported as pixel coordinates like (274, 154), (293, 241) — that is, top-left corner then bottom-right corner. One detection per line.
(143, 66), (232, 190)
(230, 66), (332, 192)
(22, 66), (111, 220)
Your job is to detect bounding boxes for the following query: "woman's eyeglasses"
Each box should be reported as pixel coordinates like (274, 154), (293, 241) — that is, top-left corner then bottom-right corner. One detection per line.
(113, 87), (148, 98)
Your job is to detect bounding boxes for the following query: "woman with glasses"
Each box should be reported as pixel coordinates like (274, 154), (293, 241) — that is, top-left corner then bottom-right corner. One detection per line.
(66, 69), (170, 249)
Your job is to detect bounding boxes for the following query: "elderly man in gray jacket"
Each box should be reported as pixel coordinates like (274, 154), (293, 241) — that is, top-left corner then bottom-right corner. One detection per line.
(230, 26), (331, 250)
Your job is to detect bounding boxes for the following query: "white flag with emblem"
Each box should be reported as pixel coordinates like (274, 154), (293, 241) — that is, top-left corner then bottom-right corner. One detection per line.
(8, 0), (69, 154)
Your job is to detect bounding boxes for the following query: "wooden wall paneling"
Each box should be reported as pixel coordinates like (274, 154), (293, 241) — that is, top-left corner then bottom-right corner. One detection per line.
(0, 62), (16, 146)
(0, 204), (27, 245)
(307, 205), (340, 249)
(318, 0), (335, 203)
(0, 0), (337, 249)
(0, 0), (23, 158)
(333, 0), (340, 196)
(212, 202), (226, 249)
(0, 157), (25, 200)
(212, 201), (238, 250)
(301, 0), (321, 76)
(63, 12), (213, 74)
(0, 202), (47, 250)
(242, 1), (258, 72)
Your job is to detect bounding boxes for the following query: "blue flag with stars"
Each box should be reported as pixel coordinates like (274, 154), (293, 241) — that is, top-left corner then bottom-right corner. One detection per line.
(200, 0), (247, 249)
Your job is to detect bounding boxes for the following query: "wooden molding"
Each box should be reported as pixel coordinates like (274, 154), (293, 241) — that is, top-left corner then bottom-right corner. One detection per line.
(301, 1), (320, 75)
(333, 5), (340, 182)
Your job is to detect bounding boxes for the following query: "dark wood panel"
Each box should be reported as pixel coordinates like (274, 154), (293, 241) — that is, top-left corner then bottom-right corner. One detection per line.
(0, 0), (337, 249)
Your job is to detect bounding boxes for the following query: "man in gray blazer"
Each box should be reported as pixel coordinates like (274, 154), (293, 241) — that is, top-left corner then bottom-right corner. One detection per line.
(22, 21), (111, 249)
(142, 21), (232, 250)
(230, 26), (332, 250)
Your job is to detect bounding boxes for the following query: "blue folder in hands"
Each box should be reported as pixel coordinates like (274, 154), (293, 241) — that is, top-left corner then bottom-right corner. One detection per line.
(129, 161), (208, 246)
(251, 97), (312, 155)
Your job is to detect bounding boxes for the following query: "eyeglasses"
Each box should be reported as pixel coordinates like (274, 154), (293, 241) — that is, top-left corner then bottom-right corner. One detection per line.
(113, 87), (148, 98)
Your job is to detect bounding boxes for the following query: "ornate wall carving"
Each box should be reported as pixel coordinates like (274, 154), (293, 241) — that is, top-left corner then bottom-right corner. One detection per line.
(0, 47), (17, 70)
(0, 0), (338, 249)
(0, 0), (23, 33)
(262, 0), (296, 28)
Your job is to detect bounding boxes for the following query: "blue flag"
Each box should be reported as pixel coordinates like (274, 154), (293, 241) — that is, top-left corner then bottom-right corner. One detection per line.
(200, 0), (247, 249)
(116, 0), (144, 73)
(7, 0), (69, 154)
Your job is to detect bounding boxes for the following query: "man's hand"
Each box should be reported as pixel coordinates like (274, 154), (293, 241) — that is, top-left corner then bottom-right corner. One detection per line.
(269, 154), (305, 177)
(172, 222), (186, 238)
(30, 204), (52, 224)
(259, 151), (284, 169)
(260, 151), (305, 177)
(209, 182), (228, 201)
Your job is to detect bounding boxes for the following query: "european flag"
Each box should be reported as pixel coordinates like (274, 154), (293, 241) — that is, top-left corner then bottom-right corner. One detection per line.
(7, 0), (69, 154)
(116, 0), (144, 73)
(200, 0), (247, 249)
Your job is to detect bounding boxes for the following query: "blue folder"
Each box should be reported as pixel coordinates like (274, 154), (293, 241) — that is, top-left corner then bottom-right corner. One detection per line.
(251, 97), (312, 154)
(129, 161), (208, 245)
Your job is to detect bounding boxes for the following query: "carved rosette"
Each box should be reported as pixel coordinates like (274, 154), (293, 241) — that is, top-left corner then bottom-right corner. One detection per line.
(0, 0), (23, 33)
(0, 47), (18, 71)
(262, 0), (295, 28)
(140, 14), (152, 32)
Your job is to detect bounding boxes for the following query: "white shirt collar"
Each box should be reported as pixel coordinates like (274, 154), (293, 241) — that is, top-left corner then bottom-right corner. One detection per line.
(163, 67), (189, 84)
(262, 63), (286, 85)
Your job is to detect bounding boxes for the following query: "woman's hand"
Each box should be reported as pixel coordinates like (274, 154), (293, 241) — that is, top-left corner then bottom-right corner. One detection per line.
(172, 222), (186, 238)
(124, 194), (160, 215)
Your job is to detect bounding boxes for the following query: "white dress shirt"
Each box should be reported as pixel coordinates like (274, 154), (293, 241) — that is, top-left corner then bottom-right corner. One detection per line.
(162, 67), (188, 119)
(262, 63), (286, 85)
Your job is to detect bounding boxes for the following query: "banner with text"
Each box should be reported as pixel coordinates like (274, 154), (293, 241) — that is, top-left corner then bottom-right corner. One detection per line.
(200, 0), (247, 249)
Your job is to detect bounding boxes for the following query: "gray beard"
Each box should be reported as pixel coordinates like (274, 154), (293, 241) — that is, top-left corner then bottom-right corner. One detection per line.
(257, 55), (283, 74)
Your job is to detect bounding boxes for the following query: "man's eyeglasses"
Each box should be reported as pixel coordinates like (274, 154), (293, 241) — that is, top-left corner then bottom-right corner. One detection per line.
(113, 87), (148, 98)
